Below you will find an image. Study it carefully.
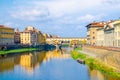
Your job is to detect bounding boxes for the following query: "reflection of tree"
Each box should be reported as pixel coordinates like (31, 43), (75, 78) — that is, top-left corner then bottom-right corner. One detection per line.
(0, 57), (14, 72)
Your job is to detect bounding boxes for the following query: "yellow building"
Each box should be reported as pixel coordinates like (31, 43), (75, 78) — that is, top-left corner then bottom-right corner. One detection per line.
(0, 25), (14, 45)
(37, 31), (46, 45)
(20, 26), (45, 45)
(20, 29), (37, 45)
(20, 53), (37, 71)
(86, 22), (104, 45)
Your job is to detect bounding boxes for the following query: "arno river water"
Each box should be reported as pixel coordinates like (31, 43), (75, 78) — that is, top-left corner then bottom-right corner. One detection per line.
(0, 48), (119, 80)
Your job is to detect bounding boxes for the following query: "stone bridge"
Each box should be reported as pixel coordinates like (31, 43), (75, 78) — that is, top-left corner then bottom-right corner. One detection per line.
(46, 37), (87, 45)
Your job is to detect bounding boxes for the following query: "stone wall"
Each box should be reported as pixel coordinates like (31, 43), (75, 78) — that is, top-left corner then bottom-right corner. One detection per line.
(82, 46), (120, 71)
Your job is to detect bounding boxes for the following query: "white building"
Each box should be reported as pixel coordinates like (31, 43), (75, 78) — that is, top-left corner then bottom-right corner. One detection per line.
(96, 20), (120, 47)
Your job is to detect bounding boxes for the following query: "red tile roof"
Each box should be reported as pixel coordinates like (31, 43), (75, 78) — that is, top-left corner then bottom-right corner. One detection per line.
(86, 22), (105, 28)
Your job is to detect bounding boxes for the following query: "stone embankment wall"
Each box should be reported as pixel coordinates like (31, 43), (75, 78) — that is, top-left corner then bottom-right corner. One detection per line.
(82, 46), (120, 71)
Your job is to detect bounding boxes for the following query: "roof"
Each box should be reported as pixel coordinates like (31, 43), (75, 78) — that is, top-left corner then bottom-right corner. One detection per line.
(86, 22), (105, 28)
(0, 25), (14, 29)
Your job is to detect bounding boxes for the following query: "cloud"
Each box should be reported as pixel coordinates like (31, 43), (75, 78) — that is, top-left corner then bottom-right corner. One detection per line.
(3, 0), (120, 37)
(3, 22), (13, 27)
(11, 0), (103, 20)
(33, 0), (102, 15)
(10, 6), (50, 21)
(77, 14), (106, 22)
(10, 0), (119, 22)
(102, 0), (120, 5)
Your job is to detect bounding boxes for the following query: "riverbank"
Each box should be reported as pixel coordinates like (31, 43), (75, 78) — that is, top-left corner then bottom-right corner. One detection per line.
(71, 48), (120, 79)
(0, 48), (39, 55)
(0, 44), (56, 55)
(82, 46), (120, 71)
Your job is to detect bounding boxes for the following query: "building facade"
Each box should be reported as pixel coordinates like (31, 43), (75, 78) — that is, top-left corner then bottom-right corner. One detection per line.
(14, 28), (20, 44)
(0, 25), (14, 45)
(20, 26), (45, 45)
(96, 28), (104, 46)
(104, 20), (120, 47)
(86, 22), (104, 45)
(96, 20), (120, 47)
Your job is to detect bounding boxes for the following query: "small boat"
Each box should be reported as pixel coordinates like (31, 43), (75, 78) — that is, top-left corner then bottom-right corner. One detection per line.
(77, 59), (85, 64)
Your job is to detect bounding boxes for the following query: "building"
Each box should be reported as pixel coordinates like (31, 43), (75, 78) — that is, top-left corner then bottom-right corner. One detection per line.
(96, 20), (120, 47)
(38, 33), (46, 45)
(43, 33), (60, 39)
(46, 37), (87, 45)
(14, 28), (20, 44)
(104, 20), (120, 47)
(96, 27), (104, 46)
(86, 22), (105, 45)
(20, 26), (45, 45)
(0, 25), (14, 45)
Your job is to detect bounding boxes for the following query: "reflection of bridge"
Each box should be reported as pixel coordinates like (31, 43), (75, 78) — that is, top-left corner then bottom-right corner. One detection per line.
(46, 37), (87, 44)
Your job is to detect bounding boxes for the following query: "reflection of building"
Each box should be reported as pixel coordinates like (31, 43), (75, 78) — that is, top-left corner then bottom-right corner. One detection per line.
(14, 28), (20, 44)
(20, 26), (45, 45)
(89, 69), (105, 80)
(36, 51), (46, 64)
(0, 57), (14, 72)
(0, 25), (14, 45)
(20, 53), (37, 70)
(43, 50), (71, 62)
(20, 52), (46, 72)
(89, 68), (118, 80)
(86, 22), (104, 45)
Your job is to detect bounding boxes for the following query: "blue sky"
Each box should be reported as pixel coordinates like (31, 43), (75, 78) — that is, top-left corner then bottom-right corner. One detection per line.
(0, 0), (120, 37)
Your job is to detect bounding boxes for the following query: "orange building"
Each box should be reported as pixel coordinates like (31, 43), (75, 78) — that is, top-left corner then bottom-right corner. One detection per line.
(86, 22), (105, 45)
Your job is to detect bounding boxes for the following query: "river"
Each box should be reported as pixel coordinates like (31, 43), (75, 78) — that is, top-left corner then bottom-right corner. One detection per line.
(0, 48), (119, 80)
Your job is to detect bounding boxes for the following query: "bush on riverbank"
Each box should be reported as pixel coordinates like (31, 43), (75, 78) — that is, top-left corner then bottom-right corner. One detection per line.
(71, 49), (120, 79)
(0, 48), (39, 55)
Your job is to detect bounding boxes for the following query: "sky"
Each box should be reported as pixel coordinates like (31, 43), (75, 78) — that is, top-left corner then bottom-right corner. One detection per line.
(0, 0), (120, 37)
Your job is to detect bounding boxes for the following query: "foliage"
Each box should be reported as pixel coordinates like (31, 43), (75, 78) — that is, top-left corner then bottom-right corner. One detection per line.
(0, 48), (39, 55)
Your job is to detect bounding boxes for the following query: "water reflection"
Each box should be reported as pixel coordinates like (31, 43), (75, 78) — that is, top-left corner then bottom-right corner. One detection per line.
(43, 49), (71, 62)
(0, 48), (119, 80)
(89, 67), (120, 80)
(0, 57), (14, 72)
